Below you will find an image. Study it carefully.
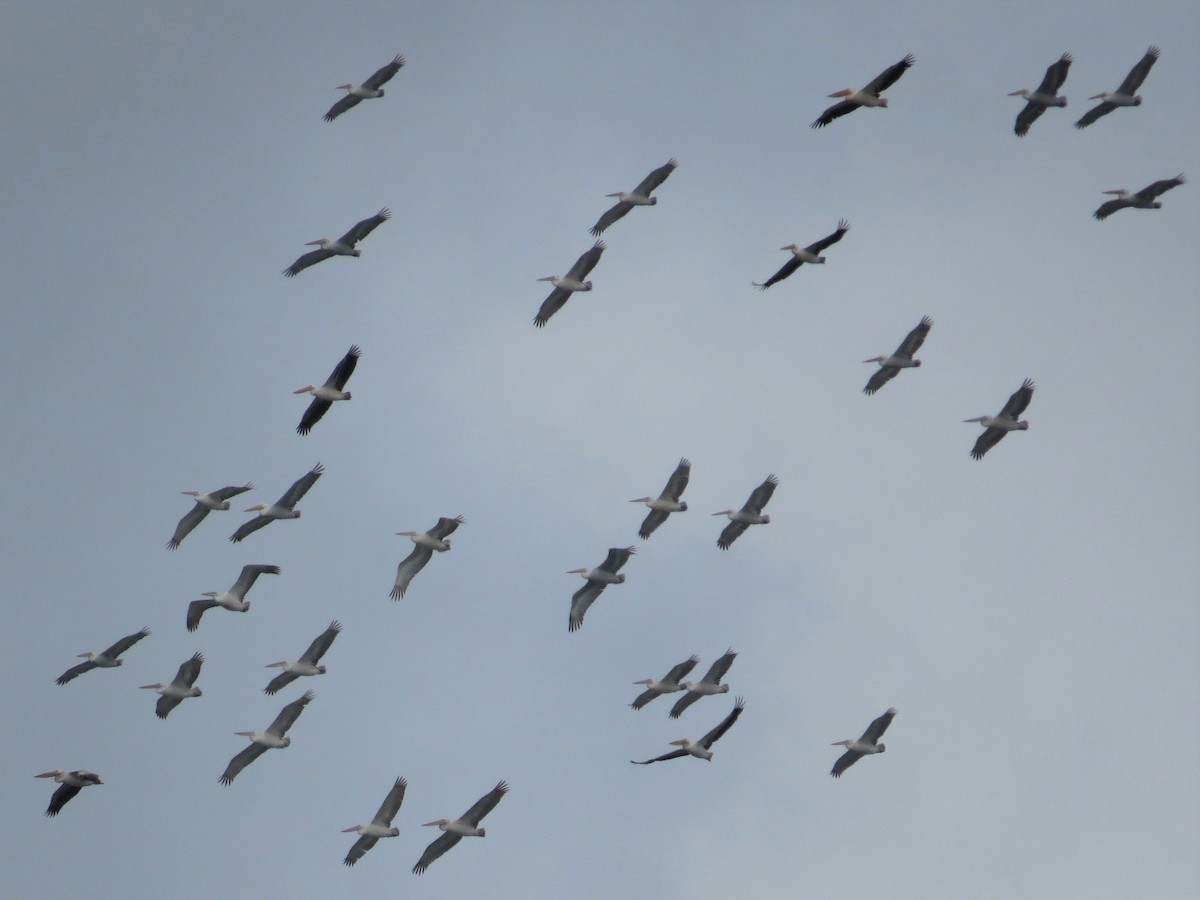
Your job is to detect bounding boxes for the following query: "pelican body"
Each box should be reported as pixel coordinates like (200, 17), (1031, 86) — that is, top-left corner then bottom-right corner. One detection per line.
(55, 627), (150, 685)
(754, 221), (849, 289)
(534, 241), (606, 327)
(230, 464), (324, 542)
(568, 545), (635, 632)
(1093, 174), (1185, 220)
(631, 697), (746, 764)
(590, 158), (678, 235)
(811, 55), (915, 128)
(343, 777), (407, 866)
(631, 457), (691, 539)
(324, 54), (405, 122)
(392, 515), (464, 599)
(140, 652), (204, 718)
(219, 691), (314, 785)
(965, 378), (1035, 459)
(295, 346), (360, 435)
(863, 315), (933, 394)
(283, 210), (390, 277)
(714, 474), (778, 549)
(187, 563), (280, 631)
(413, 781), (509, 874)
(167, 483), (253, 549)
(1076, 47), (1159, 128)
(36, 770), (103, 816)
(264, 620), (341, 694)
(831, 707), (897, 777)
(631, 655), (700, 710)
(1010, 54), (1072, 136)
(670, 649), (738, 718)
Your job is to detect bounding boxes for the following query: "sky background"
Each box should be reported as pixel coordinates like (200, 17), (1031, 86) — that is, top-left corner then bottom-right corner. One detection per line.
(2, 3), (1198, 898)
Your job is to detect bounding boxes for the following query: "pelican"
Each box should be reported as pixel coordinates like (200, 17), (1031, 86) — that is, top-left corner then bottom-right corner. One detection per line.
(35, 770), (102, 816)
(412, 781), (509, 875)
(219, 690), (314, 785)
(167, 483), (253, 550)
(831, 707), (897, 777)
(533, 241), (605, 327)
(863, 315), (933, 394)
(264, 621), (341, 695)
(568, 545), (635, 632)
(1010, 53), (1072, 136)
(631, 697), (745, 764)
(140, 652), (203, 719)
(55, 627), (150, 685)
(754, 220), (849, 289)
(283, 209), (390, 277)
(670, 649), (737, 718)
(295, 346), (360, 435)
(186, 564), (281, 631)
(631, 655), (699, 710)
(811, 54), (915, 128)
(343, 777), (407, 866)
(1076, 46), (1159, 129)
(230, 464), (324, 543)
(391, 516), (465, 600)
(714, 474), (778, 549)
(965, 378), (1035, 459)
(324, 54), (405, 122)
(590, 158), (678, 236)
(1094, 174), (1185, 220)
(631, 458), (691, 539)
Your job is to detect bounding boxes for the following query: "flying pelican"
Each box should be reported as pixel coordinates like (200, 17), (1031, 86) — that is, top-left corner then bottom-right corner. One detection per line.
(714, 474), (778, 549)
(412, 781), (509, 875)
(230, 464), (324, 543)
(219, 690), (314, 785)
(186, 564), (281, 631)
(167, 483), (253, 550)
(1010, 53), (1072, 136)
(631, 655), (699, 710)
(343, 777), (408, 866)
(1076, 46), (1159, 128)
(631, 697), (745, 764)
(965, 379), (1035, 459)
(863, 316), (933, 394)
(568, 546), (636, 632)
(533, 241), (605, 327)
(811, 54), (915, 128)
(283, 209), (390, 277)
(590, 159), (678, 236)
(1093, 174), (1185, 220)
(35, 770), (102, 816)
(391, 516), (465, 600)
(831, 707), (897, 777)
(295, 346), (360, 435)
(754, 220), (849, 289)
(264, 621), (341, 695)
(669, 649), (737, 718)
(324, 54), (405, 122)
(55, 627), (150, 685)
(140, 652), (203, 719)
(631, 458), (691, 539)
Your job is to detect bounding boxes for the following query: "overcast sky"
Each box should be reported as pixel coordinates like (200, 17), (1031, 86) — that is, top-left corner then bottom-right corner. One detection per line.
(2, 3), (1198, 898)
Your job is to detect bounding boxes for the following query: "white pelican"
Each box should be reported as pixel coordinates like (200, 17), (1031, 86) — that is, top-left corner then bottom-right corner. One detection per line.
(219, 690), (314, 785)
(631, 655), (699, 710)
(295, 346), (360, 435)
(811, 55), (915, 128)
(230, 464), (324, 543)
(631, 697), (745, 764)
(754, 220), (849, 289)
(590, 158), (678, 236)
(324, 54), (405, 122)
(863, 316), (933, 395)
(831, 707), (896, 777)
(533, 241), (605, 327)
(343, 777), (408, 866)
(1094, 174), (1185, 220)
(631, 458), (691, 539)
(669, 649), (737, 718)
(714, 474), (778, 549)
(965, 378), (1035, 460)
(1010, 53), (1072, 136)
(55, 627), (150, 685)
(1076, 46), (1159, 129)
(140, 652), (203, 719)
(391, 516), (465, 600)
(167, 483), (253, 550)
(35, 770), (102, 816)
(186, 563), (281, 631)
(283, 209), (390, 277)
(568, 545), (636, 632)
(264, 621), (341, 695)
(412, 781), (509, 875)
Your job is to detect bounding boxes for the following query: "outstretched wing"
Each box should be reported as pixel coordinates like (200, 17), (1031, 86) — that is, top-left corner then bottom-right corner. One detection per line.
(230, 564), (281, 598)
(633, 158), (678, 196)
(267, 690), (314, 737)
(264, 669), (299, 696)
(744, 474), (778, 514)
(46, 783), (83, 816)
(186, 598), (217, 632)
(717, 519), (749, 550)
(323, 93), (362, 123)
(590, 199), (633, 236)
(998, 379), (1035, 419)
(168, 503), (210, 549)
(363, 54), (405, 90)
(344, 834), (378, 866)
(1093, 197), (1126, 220)
(372, 777), (409, 827)
(325, 345), (360, 390)
(429, 515), (465, 540)
(754, 255), (802, 289)
(1118, 46), (1159, 95)
(896, 316), (932, 358)
(1036, 53), (1072, 94)
(861, 708), (897, 744)
(460, 781), (508, 826)
(1014, 100), (1046, 137)
(805, 219), (850, 255)
(701, 649), (737, 684)
(1075, 100), (1117, 129)
(219, 742), (269, 786)
(638, 508), (669, 540)
(279, 464), (324, 508)
(630, 748), (689, 765)
(413, 831), (462, 875)
(863, 54), (915, 95)
(568, 582), (605, 632)
(299, 621), (342, 665)
(699, 697), (746, 748)
(810, 98), (859, 129)
(55, 659), (97, 686)
(391, 546), (433, 600)
(831, 747), (865, 778)
(297, 397), (332, 436)
(99, 627), (151, 660)
(338, 209), (391, 248)
(864, 365), (900, 395)
(668, 691), (702, 719)
(534, 285), (571, 327)
(970, 426), (1007, 460)
(565, 241), (605, 281)
(1136, 174), (1186, 202)
(599, 545), (635, 575)
(283, 247), (334, 277)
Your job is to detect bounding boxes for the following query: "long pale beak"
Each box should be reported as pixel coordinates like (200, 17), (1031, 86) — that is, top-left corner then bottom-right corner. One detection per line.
(234, 731), (255, 737)
(35, 772), (61, 779)
(605, 192), (623, 197)
(304, 239), (325, 246)
(421, 820), (443, 827)
(395, 531), (416, 537)
(245, 504), (265, 512)
(1007, 90), (1027, 96)
(863, 356), (885, 364)
(711, 510), (733, 516)
(1101, 190), (1124, 195)
(342, 825), (362, 833)
(181, 491), (199, 496)
(1089, 93), (1105, 100)
(831, 740), (851, 746)
(138, 683), (162, 690)
(293, 385), (315, 394)
(779, 244), (796, 251)
(265, 661), (288, 668)
(566, 568), (587, 574)
(827, 89), (852, 98)
(669, 739), (688, 747)
(963, 416), (987, 423)
(629, 497), (651, 503)
(536, 276), (556, 282)
(633, 679), (653, 685)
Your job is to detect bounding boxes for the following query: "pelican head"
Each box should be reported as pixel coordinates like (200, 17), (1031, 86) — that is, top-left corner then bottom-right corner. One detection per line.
(877, 743), (887, 753)
(878, 98), (889, 108)
(1056, 96), (1067, 107)
(580, 280), (594, 291)
(912, 359), (922, 367)
(138, 683), (163, 690)
(351, 248), (362, 257)
(376, 89), (385, 98)
(438, 539), (451, 551)
(760, 514), (771, 524)
(1017, 420), (1030, 431)
(719, 684), (731, 694)
(615, 573), (626, 584)
(677, 500), (688, 511)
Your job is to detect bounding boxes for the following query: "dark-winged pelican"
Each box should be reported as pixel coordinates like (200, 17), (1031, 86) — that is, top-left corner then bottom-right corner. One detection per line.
(831, 708), (896, 777)
(324, 54), (405, 122)
(343, 777), (408, 866)
(295, 346), (360, 435)
(1076, 47), (1159, 128)
(391, 516), (464, 599)
(219, 691), (314, 785)
(1093, 174), (1185, 220)
(55, 627), (150, 685)
(811, 55), (915, 128)
(631, 655), (699, 710)
(264, 621), (341, 695)
(714, 475), (778, 549)
(35, 770), (102, 816)
(965, 379), (1035, 459)
(167, 483), (253, 550)
(631, 458), (691, 539)
(230, 464), (324, 542)
(283, 210), (390, 277)
(590, 159), (678, 235)
(754, 221), (849, 289)
(568, 546), (635, 632)
(1011, 54), (1072, 136)
(140, 652), (204, 718)
(863, 316), (933, 394)
(413, 781), (509, 875)
(533, 241), (605, 327)
(669, 649), (737, 718)
(187, 564), (280, 631)
(631, 697), (746, 764)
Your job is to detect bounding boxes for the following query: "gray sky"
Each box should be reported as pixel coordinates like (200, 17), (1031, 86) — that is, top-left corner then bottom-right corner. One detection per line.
(3, 3), (1198, 898)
